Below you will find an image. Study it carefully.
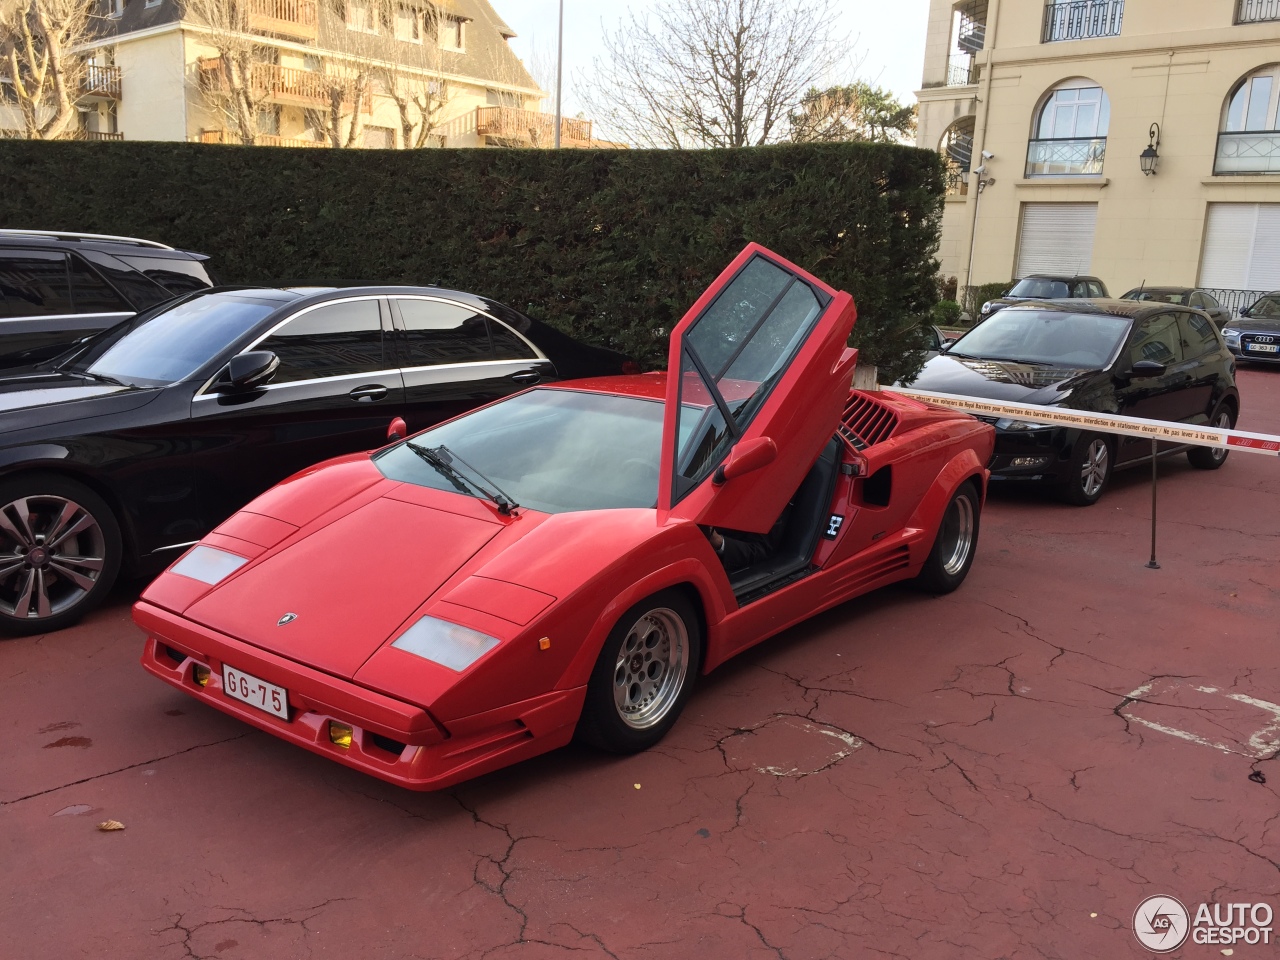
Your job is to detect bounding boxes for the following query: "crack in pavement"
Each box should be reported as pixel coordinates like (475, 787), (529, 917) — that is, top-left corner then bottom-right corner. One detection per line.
(156, 898), (351, 960)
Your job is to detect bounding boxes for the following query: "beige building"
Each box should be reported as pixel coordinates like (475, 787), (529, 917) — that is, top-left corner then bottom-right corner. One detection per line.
(5, 0), (605, 150)
(918, 0), (1280, 310)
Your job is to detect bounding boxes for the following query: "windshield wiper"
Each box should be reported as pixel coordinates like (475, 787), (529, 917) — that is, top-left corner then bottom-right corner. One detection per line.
(404, 441), (519, 516)
(73, 371), (128, 387)
(976, 356), (1053, 366)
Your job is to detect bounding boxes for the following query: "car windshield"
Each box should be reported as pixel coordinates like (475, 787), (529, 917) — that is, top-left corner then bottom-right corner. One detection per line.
(1124, 290), (1189, 305)
(375, 388), (690, 514)
(950, 309), (1131, 368)
(1008, 278), (1070, 299)
(1248, 296), (1280, 319)
(62, 292), (279, 387)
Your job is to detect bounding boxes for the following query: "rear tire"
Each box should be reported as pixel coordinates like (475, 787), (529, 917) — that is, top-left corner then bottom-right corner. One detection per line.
(1188, 406), (1234, 470)
(576, 589), (701, 754)
(1059, 434), (1112, 506)
(0, 474), (122, 636)
(914, 480), (981, 595)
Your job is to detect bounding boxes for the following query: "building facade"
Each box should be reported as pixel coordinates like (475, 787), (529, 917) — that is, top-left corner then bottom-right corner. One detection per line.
(918, 0), (1280, 309)
(5, 0), (603, 150)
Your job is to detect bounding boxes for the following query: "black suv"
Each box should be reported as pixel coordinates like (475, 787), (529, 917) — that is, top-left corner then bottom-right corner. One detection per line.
(0, 229), (215, 368)
(979, 274), (1109, 321)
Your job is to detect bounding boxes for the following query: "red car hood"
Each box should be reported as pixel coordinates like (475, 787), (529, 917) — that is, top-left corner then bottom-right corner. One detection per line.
(184, 493), (504, 679)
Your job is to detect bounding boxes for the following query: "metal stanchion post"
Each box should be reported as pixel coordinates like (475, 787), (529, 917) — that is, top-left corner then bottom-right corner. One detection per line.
(1146, 437), (1160, 570)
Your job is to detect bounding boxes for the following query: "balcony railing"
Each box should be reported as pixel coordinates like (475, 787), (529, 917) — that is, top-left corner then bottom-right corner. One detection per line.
(1237, 0), (1280, 23)
(1042, 0), (1124, 42)
(475, 106), (593, 146)
(199, 129), (327, 148)
(946, 56), (976, 87)
(1025, 136), (1107, 177)
(78, 130), (123, 141)
(245, 0), (318, 41)
(199, 58), (369, 112)
(79, 64), (121, 100)
(945, 168), (970, 197)
(1215, 130), (1280, 174)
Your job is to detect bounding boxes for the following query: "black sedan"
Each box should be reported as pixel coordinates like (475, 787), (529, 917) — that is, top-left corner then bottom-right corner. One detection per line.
(0, 285), (632, 634)
(905, 300), (1239, 505)
(1119, 286), (1233, 328)
(1223, 292), (1280, 364)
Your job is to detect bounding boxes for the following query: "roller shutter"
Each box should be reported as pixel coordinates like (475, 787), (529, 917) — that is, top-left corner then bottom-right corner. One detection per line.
(1014, 202), (1098, 278)
(1200, 203), (1280, 290)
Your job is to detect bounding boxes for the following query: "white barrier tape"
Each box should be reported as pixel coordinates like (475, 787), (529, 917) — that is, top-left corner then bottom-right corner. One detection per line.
(891, 388), (1280, 457)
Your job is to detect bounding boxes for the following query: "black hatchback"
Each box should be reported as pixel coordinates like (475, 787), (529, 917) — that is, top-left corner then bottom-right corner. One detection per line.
(0, 285), (632, 634)
(906, 300), (1239, 505)
(0, 229), (215, 367)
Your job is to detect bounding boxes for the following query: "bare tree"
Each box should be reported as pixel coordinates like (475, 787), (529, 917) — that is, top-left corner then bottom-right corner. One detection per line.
(184, 0), (271, 144)
(372, 2), (449, 148)
(0, 0), (96, 140)
(788, 81), (916, 144)
(581, 0), (855, 149)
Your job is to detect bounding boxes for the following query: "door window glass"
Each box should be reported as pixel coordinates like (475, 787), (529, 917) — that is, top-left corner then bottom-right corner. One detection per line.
(1088, 282), (1105, 298)
(260, 299), (385, 383)
(1179, 312), (1219, 358)
(1202, 292), (1221, 309)
(78, 250), (172, 309)
(69, 255), (129, 313)
(117, 255), (212, 295)
(395, 298), (492, 366)
(0, 250), (72, 318)
(489, 319), (537, 361)
(1129, 315), (1184, 366)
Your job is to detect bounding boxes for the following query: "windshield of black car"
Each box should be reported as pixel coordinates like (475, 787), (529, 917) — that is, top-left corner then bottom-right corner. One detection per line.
(950, 309), (1131, 367)
(1008, 278), (1070, 299)
(63, 292), (279, 387)
(376, 388), (692, 514)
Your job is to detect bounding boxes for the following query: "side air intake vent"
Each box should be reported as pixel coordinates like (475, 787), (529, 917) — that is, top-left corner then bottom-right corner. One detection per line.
(838, 394), (900, 451)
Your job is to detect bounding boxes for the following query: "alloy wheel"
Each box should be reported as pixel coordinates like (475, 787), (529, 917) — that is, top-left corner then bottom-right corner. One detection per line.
(938, 493), (976, 576)
(613, 607), (690, 730)
(1211, 411), (1232, 463)
(0, 495), (106, 621)
(1080, 439), (1109, 498)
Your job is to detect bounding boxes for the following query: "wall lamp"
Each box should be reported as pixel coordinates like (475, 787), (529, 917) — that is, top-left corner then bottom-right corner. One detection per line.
(1140, 122), (1161, 176)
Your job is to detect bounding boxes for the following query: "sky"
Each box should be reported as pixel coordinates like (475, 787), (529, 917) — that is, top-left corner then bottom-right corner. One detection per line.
(494, 0), (931, 126)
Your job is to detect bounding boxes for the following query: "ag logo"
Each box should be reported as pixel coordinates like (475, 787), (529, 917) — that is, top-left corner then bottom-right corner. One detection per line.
(1133, 895), (1190, 953)
(824, 514), (845, 539)
(277, 612), (298, 626)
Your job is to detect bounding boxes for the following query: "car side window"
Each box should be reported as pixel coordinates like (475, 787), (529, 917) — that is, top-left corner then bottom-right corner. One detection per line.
(117, 255), (212, 295)
(1202, 292), (1221, 309)
(0, 250), (73, 318)
(68, 255), (130, 313)
(1188, 292), (1205, 309)
(1088, 282), (1104, 298)
(1129, 314), (1184, 367)
(395, 298), (493, 366)
(258, 299), (385, 384)
(78, 250), (172, 310)
(489, 319), (537, 361)
(1178, 312), (1218, 359)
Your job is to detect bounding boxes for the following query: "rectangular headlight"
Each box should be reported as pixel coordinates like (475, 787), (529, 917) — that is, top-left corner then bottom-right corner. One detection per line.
(392, 616), (500, 672)
(170, 545), (249, 585)
(996, 418), (1054, 431)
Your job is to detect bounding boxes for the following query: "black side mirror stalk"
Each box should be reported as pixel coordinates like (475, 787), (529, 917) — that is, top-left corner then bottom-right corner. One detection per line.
(226, 351), (279, 390)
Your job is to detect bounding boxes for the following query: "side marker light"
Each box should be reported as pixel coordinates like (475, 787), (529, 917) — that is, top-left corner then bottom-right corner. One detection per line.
(538, 637), (551, 651)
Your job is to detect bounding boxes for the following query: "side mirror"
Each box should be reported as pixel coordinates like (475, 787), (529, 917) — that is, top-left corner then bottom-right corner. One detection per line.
(712, 436), (777, 485)
(1239, 305), (1252, 317)
(226, 351), (279, 390)
(387, 417), (407, 442)
(1130, 359), (1167, 378)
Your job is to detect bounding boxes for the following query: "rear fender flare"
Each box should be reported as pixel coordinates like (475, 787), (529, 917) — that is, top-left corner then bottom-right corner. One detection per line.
(905, 450), (987, 564)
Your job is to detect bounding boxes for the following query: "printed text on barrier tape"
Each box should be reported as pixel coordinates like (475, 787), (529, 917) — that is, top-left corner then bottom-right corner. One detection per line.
(891, 388), (1280, 457)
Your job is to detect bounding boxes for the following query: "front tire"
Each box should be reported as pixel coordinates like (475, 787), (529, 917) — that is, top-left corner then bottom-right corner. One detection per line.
(0, 475), (122, 636)
(1188, 406), (1235, 470)
(1059, 433), (1112, 506)
(576, 589), (701, 754)
(915, 480), (981, 594)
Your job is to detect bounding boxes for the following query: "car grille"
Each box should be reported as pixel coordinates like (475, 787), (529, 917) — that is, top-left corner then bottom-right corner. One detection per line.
(1242, 333), (1280, 355)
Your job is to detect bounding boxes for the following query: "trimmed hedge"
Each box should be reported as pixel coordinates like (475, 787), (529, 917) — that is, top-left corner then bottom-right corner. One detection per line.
(0, 140), (943, 380)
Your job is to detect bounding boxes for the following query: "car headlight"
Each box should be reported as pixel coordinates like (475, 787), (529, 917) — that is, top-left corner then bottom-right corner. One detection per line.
(1222, 327), (1240, 340)
(981, 301), (994, 315)
(392, 616), (500, 672)
(995, 418), (1055, 431)
(170, 545), (249, 585)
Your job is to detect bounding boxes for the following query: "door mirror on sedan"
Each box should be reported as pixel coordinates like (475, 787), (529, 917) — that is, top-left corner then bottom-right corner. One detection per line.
(1239, 305), (1251, 317)
(713, 436), (778, 485)
(1130, 360), (1167, 378)
(387, 417), (408, 442)
(226, 351), (279, 390)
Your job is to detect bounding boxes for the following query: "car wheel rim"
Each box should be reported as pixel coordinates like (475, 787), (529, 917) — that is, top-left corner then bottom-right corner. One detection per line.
(939, 493), (975, 577)
(1211, 412), (1232, 462)
(1080, 439), (1109, 497)
(0, 495), (106, 621)
(613, 607), (689, 730)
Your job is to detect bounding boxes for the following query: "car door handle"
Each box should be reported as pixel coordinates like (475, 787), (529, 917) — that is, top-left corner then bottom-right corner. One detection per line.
(509, 371), (542, 385)
(349, 384), (389, 402)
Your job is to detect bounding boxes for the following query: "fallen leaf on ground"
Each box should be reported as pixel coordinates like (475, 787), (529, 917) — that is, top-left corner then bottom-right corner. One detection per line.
(97, 820), (126, 832)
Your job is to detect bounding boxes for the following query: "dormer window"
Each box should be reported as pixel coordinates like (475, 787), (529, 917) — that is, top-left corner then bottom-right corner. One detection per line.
(441, 15), (464, 50)
(395, 5), (422, 42)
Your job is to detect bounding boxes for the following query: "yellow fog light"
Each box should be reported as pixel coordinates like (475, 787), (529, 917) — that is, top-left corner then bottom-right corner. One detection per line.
(192, 664), (211, 687)
(328, 721), (354, 749)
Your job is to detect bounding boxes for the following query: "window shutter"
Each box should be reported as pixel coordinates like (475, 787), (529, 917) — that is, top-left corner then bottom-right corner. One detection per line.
(1015, 203), (1098, 278)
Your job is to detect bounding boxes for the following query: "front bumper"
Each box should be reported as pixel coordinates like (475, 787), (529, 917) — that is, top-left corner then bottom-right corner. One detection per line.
(136, 601), (583, 791)
(978, 420), (1077, 484)
(1231, 338), (1280, 363)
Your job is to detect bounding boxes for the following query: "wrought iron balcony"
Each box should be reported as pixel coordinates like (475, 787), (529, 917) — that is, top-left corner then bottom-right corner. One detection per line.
(79, 64), (121, 100)
(475, 106), (593, 146)
(945, 168), (970, 197)
(1237, 0), (1280, 23)
(245, 0), (318, 41)
(1042, 0), (1124, 42)
(1215, 130), (1280, 174)
(946, 56), (976, 87)
(1025, 137), (1107, 177)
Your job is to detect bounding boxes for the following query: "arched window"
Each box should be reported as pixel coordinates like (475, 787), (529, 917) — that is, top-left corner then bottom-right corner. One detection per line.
(940, 117), (976, 195)
(1216, 65), (1280, 175)
(1025, 79), (1110, 177)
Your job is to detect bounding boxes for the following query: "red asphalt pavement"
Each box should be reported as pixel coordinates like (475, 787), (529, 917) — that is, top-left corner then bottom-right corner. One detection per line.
(3, 369), (1280, 960)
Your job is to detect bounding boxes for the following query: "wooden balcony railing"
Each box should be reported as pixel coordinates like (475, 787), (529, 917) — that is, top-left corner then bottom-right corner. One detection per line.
(245, 0), (318, 41)
(476, 106), (593, 146)
(200, 129), (328, 148)
(79, 64), (121, 100)
(78, 130), (124, 141)
(199, 58), (369, 112)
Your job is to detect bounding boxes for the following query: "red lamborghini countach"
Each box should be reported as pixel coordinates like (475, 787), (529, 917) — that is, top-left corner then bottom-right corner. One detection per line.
(136, 244), (995, 790)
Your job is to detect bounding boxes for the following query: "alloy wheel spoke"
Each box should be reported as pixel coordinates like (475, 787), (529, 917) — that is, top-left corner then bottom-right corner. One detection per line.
(51, 554), (103, 572)
(12, 568), (35, 619)
(49, 561), (96, 591)
(34, 569), (51, 619)
(0, 504), (34, 549)
(46, 507), (94, 550)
